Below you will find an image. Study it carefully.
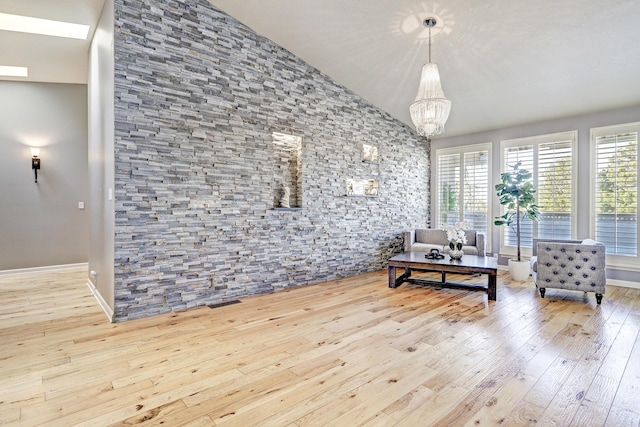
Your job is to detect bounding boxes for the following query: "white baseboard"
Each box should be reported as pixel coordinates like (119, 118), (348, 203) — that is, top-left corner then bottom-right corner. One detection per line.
(607, 279), (640, 290)
(87, 278), (115, 322)
(0, 262), (88, 275)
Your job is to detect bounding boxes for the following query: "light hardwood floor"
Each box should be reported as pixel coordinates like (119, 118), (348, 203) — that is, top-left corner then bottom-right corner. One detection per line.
(1, 266), (639, 426)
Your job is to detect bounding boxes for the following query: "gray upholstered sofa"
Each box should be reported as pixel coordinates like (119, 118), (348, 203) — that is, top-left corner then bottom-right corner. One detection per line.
(404, 229), (485, 256)
(530, 238), (606, 304)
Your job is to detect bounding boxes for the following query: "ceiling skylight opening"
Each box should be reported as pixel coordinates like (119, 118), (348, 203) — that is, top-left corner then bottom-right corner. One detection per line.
(0, 12), (90, 40)
(0, 65), (28, 77)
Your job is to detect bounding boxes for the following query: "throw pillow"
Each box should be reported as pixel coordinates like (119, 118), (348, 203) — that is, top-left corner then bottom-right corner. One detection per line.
(581, 238), (602, 246)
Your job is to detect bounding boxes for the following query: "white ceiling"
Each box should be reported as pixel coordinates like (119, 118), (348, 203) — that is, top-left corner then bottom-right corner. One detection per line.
(0, 0), (104, 84)
(2, 0), (639, 137)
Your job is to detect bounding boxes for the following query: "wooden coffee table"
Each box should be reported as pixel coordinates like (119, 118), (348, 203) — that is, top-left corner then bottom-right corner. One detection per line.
(388, 252), (498, 300)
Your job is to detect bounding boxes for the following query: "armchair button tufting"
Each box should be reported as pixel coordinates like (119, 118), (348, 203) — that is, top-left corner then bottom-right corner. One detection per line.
(576, 265), (581, 269)
(591, 283), (596, 287)
(553, 255), (559, 260)
(545, 279), (551, 283)
(583, 274), (589, 278)
(546, 263), (551, 267)
(576, 249), (581, 253)
(583, 258), (589, 262)
(591, 266), (596, 271)
(561, 248), (566, 252)
(561, 264), (566, 268)
(568, 256), (574, 261)
(553, 271), (558, 275)
(560, 280), (565, 284)
(575, 281), (581, 286)
(568, 272), (573, 277)
(591, 250), (597, 254)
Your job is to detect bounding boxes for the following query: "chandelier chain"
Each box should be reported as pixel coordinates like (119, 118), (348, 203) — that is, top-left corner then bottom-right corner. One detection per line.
(428, 26), (432, 63)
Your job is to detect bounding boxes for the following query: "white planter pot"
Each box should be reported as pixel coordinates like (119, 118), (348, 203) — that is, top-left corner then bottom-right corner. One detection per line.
(508, 259), (530, 281)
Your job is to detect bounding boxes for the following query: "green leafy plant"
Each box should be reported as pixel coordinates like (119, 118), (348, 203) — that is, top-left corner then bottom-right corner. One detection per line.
(494, 161), (540, 261)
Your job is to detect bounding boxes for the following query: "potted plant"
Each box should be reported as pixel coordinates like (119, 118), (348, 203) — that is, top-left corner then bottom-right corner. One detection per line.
(494, 161), (540, 281)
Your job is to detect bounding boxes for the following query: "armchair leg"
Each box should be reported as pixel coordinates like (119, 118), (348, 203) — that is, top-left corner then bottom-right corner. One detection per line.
(539, 287), (546, 298)
(595, 293), (603, 305)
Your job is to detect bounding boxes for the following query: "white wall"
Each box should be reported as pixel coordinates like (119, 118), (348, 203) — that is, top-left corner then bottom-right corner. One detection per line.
(432, 105), (640, 283)
(0, 81), (89, 270)
(87, 0), (115, 317)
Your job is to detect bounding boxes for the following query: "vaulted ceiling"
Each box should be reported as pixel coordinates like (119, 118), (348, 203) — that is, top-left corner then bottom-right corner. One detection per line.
(2, 0), (640, 137)
(0, 0), (104, 84)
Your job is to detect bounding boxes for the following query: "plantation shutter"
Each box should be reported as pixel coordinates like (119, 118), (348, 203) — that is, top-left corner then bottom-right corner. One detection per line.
(502, 145), (534, 249)
(537, 140), (573, 239)
(438, 153), (460, 226)
(594, 132), (638, 256)
(463, 151), (489, 234)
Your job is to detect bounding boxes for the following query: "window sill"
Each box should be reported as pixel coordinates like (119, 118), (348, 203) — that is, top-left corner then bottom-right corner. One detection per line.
(605, 260), (640, 273)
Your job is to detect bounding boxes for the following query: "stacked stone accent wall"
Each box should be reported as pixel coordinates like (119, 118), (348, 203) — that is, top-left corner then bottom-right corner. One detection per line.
(113, 0), (429, 321)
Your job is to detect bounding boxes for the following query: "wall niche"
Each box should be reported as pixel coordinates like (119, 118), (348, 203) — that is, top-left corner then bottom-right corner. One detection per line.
(272, 132), (302, 209)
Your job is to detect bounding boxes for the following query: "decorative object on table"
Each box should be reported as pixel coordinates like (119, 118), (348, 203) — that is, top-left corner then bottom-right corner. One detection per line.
(448, 249), (464, 260)
(409, 17), (451, 142)
(442, 221), (469, 260)
(279, 185), (290, 208)
(494, 161), (540, 281)
(362, 144), (379, 163)
(425, 248), (445, 260)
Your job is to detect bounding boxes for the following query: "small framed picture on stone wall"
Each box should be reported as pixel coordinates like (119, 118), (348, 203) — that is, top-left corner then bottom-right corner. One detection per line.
(362, 144), (379, 163)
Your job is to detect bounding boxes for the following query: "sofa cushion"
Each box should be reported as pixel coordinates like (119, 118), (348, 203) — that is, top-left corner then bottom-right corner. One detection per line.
(461, 245), (479, 256)
(581, 238), (603, 246)
(411, 243), (445, 253)
(464, 230), (476, 246)
(415, 229), (449, 246)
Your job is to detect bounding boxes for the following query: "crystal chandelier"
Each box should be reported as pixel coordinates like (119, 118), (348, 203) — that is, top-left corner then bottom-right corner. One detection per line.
(409, 18), (451, 141)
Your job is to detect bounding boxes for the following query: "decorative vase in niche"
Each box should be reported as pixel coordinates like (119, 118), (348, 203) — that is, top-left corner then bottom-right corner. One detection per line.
(449, 249), (464, 260)
(279, 186), (290, 208)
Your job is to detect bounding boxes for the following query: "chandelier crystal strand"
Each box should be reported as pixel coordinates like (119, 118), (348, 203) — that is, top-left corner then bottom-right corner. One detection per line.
(409, 18), (451, 139)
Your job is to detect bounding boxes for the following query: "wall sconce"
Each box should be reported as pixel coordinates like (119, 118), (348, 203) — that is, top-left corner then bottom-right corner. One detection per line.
(30, 147), (40, 183)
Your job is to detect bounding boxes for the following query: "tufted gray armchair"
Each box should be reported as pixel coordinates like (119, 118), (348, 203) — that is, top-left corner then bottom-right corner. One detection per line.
(530, 238), (606, 304)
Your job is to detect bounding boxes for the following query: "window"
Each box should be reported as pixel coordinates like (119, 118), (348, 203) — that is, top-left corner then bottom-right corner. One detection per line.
(500, 131), (577, 256)
(435, 143), (491, 241)
(591, 122), (639, 268)
(538, 141), (574, 238)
